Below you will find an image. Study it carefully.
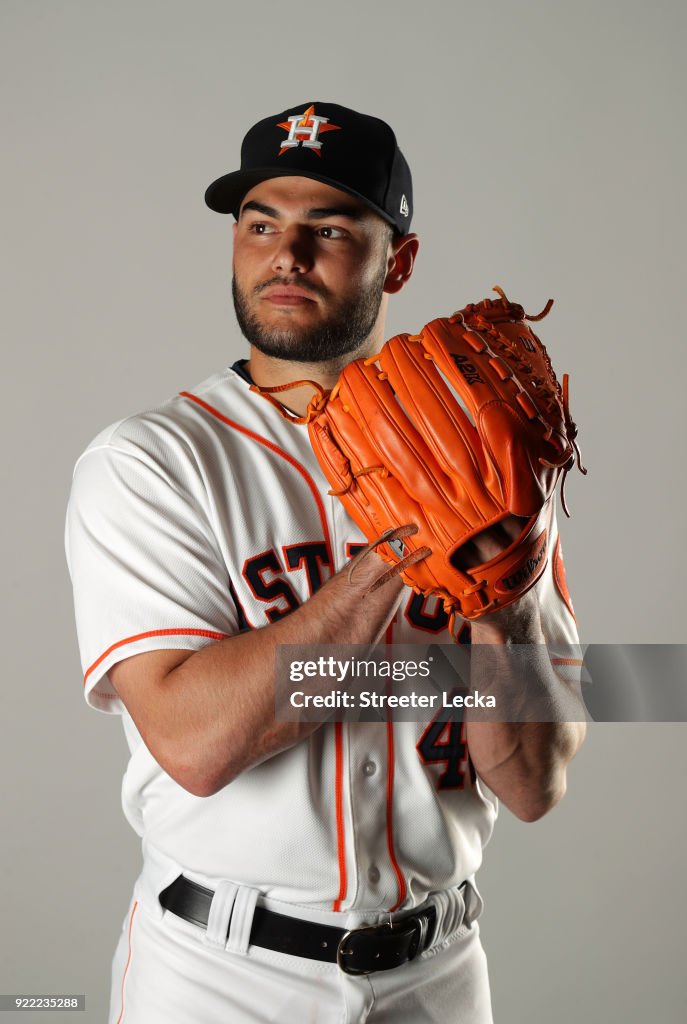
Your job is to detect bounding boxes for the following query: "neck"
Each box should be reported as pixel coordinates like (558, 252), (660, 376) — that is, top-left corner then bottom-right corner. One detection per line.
(246, 332), (386, 419)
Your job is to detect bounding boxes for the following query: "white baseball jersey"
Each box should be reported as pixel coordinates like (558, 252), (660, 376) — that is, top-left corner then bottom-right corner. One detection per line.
(65, 359), (581, 914)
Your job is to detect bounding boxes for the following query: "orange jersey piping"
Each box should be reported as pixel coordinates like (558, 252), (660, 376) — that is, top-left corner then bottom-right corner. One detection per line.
(332, 722), (348, 911)
(115, 899), (138, 1024)
(179, 390), (343, 906)
(84, 628), (227, 687)
(386, 719), (407, 911)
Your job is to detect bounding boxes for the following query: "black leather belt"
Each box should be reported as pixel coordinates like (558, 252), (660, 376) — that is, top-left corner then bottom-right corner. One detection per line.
(159, 874), (443, 976)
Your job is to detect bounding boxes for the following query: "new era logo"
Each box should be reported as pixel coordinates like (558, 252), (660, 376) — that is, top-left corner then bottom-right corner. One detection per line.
(400, 194), (409, 217)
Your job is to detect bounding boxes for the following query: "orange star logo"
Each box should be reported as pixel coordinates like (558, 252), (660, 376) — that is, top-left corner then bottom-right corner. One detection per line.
(276, 104), (341, 157)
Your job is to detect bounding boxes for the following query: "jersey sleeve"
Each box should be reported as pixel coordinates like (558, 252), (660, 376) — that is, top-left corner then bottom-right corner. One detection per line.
(536, 503), (584, 689)
(65, 418), (240, 714)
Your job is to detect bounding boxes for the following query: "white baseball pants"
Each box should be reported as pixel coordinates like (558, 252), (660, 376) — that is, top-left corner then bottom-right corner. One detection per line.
(108, 856), (493, 1023)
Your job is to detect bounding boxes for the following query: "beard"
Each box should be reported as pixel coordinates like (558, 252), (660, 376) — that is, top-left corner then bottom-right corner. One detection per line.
(232, 263), (387, 365)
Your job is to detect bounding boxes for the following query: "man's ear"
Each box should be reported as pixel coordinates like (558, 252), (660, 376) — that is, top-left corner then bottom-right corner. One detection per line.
(384, 233), (419, 295)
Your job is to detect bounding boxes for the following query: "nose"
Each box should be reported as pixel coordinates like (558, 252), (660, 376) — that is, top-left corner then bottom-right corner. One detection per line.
(271, 226), (314, 275)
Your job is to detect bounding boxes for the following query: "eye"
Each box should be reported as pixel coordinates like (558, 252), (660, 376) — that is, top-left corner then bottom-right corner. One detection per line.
(316, 225), (347, 239)
(248, 222), (277, 235)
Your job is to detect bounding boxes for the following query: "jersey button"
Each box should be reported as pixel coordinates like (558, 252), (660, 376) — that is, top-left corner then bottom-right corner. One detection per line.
(367, 865), (380, 884)
(362, 760), (377, 777)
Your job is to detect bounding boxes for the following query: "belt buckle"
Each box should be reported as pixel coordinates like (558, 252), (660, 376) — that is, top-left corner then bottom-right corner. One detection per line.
(336, 915), (428, 976)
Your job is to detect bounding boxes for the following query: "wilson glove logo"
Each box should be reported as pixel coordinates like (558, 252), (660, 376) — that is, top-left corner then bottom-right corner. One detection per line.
(498, 537), (547, 592)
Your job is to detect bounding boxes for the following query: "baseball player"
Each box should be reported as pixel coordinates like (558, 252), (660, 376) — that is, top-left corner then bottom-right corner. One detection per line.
(65, 102), (586, 1023)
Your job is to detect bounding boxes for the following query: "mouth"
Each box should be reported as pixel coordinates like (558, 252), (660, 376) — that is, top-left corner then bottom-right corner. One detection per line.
(262, 286), (318, 307)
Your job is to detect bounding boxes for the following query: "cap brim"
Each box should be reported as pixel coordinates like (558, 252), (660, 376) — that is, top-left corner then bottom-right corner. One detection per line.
(204, 167), (399, 231)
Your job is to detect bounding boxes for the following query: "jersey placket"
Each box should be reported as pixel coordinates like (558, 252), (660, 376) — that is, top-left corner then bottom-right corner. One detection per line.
(344, 722), (405, 912)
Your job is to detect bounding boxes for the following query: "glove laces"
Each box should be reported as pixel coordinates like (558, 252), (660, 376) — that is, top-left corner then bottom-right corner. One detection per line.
(249, 379), (329, 423)
(348, 525), (432, 593)
(452, 286), (588, 517)
(539, 372), (588, 516)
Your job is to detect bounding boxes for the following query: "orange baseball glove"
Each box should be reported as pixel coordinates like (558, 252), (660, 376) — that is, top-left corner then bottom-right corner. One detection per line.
(257, 287), (585, 623)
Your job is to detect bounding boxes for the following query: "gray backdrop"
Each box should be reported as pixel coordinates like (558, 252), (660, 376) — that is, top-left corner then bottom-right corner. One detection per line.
(2, 0), (685, 1021)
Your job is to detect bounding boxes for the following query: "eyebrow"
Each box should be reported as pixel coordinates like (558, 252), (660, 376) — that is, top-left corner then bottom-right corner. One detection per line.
(240, 199), (365, 221)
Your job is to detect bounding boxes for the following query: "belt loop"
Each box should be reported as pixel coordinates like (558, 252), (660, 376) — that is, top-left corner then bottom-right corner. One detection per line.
(462, 879), (484, 928)
(204, 880), (238, 950)
(140, 840), (187, 922)
(227, 886), (260, 955)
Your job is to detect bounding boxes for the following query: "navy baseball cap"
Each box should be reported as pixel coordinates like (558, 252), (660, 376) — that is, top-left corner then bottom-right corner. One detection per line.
(205, 101), (413, 235)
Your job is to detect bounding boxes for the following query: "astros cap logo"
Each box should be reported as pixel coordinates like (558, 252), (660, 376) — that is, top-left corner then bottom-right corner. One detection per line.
(277, 104), (341, 157)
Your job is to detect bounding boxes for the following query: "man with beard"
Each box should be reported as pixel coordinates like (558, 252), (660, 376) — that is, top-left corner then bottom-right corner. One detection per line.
(65, 102), (584, 1024)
